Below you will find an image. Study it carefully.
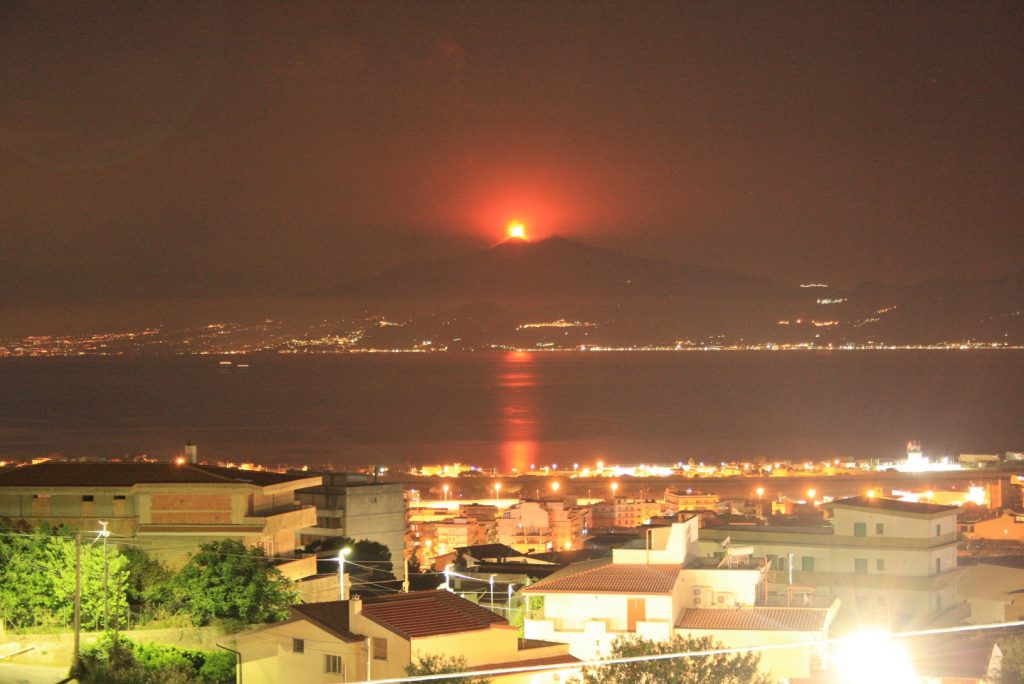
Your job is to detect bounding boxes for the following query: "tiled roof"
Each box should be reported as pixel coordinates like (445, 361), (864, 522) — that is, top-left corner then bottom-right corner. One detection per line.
(290, 601), (363, 643)
(827, 496), (957, 516)
(523, 563), (680, 595)
(0, 462), (311, 488)
(360, 590), (509, 639)
(676, 607), (829, 632)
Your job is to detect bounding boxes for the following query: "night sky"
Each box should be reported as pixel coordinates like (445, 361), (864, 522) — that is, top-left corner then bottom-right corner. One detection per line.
(1, 1), (1021, 312)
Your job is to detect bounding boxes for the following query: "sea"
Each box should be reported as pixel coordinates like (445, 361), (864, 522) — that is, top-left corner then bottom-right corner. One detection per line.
(0, 351), (1021, 471)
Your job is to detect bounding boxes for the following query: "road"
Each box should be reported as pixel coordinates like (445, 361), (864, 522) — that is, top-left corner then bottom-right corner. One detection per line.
(0, 663), (68, 684)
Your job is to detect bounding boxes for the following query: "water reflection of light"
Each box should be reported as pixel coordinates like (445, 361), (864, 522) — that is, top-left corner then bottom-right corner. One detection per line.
(499, 351), (538, 472)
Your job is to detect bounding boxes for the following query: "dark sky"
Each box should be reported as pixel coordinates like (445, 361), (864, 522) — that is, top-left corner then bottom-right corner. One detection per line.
(1, 1), (1021, 309)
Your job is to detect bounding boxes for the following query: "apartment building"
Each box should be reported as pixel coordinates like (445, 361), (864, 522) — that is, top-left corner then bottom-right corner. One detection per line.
(296, 473), (407, 579)
(698, 495), (966, 633)
(0, 461), (320, 577)
(591, 497), (662, 529)
(497, 498), (589, 553)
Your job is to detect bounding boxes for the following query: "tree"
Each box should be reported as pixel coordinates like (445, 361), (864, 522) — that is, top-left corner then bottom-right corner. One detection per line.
(406, 654), (491, 684)
(167, 539), (298, 626)
(996, 634), (1024, 684)
(582, 635), (771, 684)
(121, 546), (174, 621)
(0, 523), (129, 630)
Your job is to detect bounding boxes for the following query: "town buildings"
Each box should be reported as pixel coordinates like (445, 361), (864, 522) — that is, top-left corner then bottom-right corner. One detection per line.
(523, 517), (838, 682)
(226, 590), (579, 683)
(497, 497), (589, 553)
(698, 495), (967, 634)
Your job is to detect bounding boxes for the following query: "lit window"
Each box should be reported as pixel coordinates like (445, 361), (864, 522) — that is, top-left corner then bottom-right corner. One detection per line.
(324, 654), (343, 674)
(292, 638), (304, 653)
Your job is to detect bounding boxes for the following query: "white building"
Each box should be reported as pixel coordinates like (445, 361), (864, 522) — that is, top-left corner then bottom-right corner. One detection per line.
(698, 495), (967, 634)
(523, 518), (838, 682)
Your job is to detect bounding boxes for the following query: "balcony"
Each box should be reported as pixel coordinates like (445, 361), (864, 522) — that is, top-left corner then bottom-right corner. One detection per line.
(273, 552), (318, 581)
(244, 504), (317, 533)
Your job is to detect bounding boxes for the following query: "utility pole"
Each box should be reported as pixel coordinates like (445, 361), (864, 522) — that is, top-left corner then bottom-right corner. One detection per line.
(99, 520), (110, 631)
(71, 531), (82, 676)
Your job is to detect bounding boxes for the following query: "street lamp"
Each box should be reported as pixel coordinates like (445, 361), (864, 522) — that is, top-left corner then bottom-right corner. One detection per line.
(611, 482), (619, 498)
(807, 488), (816, 501)
(337, 547), (352, 600)
(442, 483), (450, 502)
(756, 486), (765, 498)
(551, 481), (560, 494)
(494, 482), (502, 499)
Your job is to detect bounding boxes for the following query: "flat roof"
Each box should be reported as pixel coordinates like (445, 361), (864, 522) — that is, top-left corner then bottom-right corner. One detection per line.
(827, 495), (958, 516)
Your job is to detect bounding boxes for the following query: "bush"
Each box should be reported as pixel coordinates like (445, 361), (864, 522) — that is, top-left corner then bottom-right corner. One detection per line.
(77, 633), (235, 684)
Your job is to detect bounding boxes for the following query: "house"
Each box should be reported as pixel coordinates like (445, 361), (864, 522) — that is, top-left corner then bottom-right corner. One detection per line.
(0, 461), (320, 577)
(225, 590), (579, 683)
(523, 517), (838, 682)
(698, 495), (968, 634)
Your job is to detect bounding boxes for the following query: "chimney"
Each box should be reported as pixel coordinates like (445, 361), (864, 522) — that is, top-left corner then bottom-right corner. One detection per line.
(350, 594), (362, 616)
(185, 442), (198, 464)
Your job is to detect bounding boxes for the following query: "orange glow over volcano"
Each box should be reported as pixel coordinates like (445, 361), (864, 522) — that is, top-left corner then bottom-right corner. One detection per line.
(507, 221), (527, 240)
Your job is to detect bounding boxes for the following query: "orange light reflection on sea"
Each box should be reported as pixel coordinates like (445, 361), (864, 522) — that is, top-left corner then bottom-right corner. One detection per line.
(499, 351), (538, 473)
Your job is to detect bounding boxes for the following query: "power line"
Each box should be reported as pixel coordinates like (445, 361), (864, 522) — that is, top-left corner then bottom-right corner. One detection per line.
(363, 618), (1024, 683)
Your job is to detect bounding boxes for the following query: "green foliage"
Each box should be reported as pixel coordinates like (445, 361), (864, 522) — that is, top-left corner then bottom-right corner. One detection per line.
(121, 546), (174, 618)
(582, 634), (771, 684)
(167, 539), (298, 626)
(406, 654), (491, 684)
(510, 595), (543, 636)
(0, 522), (129, 630)
(997, 635), (1024, 684)
(77, 633), (234, 684)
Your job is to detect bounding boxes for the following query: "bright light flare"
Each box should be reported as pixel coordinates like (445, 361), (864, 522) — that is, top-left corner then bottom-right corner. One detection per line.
(507, 221), (527, 240)
(834, 631), (917, 683)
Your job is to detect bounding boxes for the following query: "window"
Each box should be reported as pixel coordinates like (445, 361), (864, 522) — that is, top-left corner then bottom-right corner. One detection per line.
(772, 555), (787, 571)
(292, 638), (304, 653)
(855, 558), (867, 574)
(936, 524), (941, 536)
(324, 655), (343, 675)
(82, 495), (94, 502)
(854, 522), (866, 537)
(113, 495), (126, 500)
(876, 558), (885, 572)
(935, 558), (941, 574)
(373, 637), (387, 660)
(875, 523), (884, 535)
(802, 556), (815, 572)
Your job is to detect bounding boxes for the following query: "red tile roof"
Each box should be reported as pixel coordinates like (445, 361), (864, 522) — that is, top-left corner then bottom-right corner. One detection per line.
(0, 462), (311, 488)
(826, 496), (957, 516)
(290, 601), (363, 643)
(523, 563), (680, 595)
(360, 590), (509, 639)
(676, 607), (830, 632)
